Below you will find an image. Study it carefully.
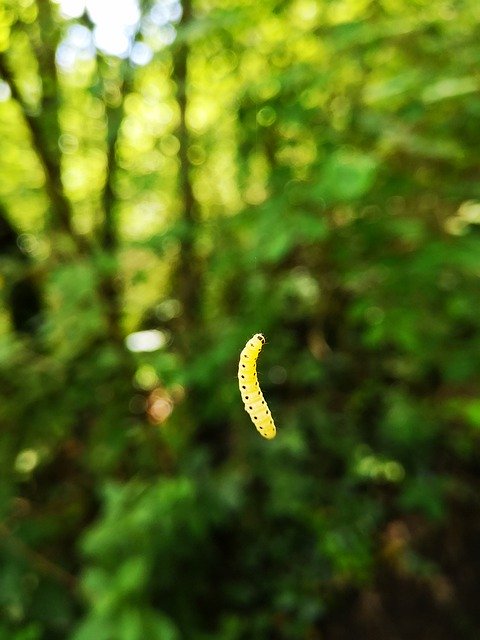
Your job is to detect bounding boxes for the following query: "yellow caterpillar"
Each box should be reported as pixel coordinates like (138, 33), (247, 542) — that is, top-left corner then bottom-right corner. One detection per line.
(238, 333), (276, 439)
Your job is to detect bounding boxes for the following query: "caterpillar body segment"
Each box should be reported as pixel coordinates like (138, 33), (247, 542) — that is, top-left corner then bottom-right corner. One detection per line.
(238, 333), (276, 439)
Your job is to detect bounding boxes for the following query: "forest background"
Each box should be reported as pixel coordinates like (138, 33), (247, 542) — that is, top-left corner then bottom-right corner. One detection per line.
(1, 0), (480, 638)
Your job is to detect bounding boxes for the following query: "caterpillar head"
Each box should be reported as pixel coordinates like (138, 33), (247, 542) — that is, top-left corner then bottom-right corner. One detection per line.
(253, 333), (266, 344)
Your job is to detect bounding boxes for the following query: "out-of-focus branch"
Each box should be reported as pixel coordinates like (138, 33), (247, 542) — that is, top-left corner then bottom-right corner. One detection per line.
(172, 0), (202, 354)
(100, 57), (134, 252)
(22, 0), (127, 340)
(0, 55), (76, 242)
(0, 4), (86, 253)
(98, 60), (132, 342)
(0, 523), (77, 592)
(103, 103), (123, 252)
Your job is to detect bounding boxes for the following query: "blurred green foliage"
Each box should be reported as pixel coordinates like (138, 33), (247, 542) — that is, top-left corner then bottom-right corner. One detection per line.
(1, 0), (480, 638)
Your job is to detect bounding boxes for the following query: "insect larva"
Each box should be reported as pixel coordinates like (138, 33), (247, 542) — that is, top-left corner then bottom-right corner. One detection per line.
(238, 333), (276, 439)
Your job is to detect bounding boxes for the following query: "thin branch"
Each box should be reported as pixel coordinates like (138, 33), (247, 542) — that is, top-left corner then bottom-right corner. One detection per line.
(97, 61), (132, 342)
(172, 0), (202, 353)
(103, 104), (122, 251)
(0, 523), (78, 592)
(100, 58), (133, 251)
(78, 11), (129, 254)
(0, 38), (86, 253)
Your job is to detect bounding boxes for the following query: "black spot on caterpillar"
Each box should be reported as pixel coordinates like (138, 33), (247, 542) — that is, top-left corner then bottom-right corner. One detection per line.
(237, 333), (276, 439)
